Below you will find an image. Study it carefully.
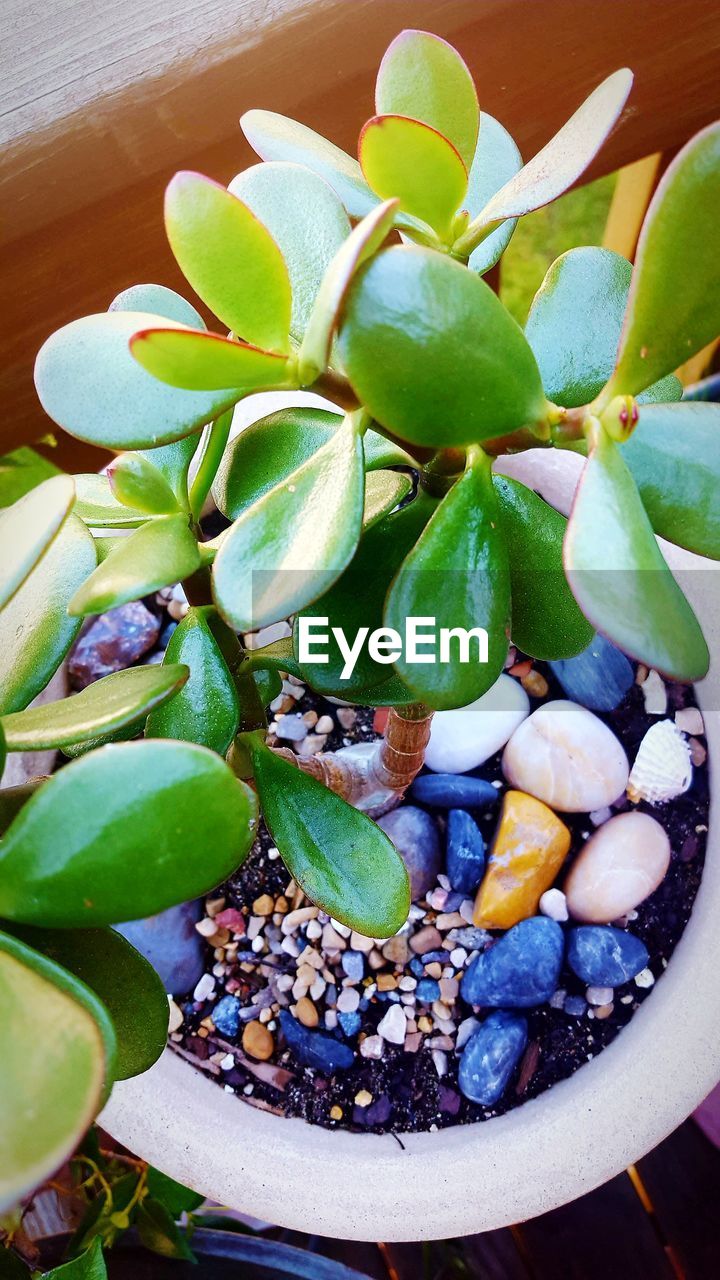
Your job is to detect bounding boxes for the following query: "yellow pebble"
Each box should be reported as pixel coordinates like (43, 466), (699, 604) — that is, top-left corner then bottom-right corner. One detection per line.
(330, 1105), (343, 1121)
(252, 894), (274, 916)
(295, 996), (319, 1028)
(275, 896), (289, 914)
(474, 790), (571, 930)
(417, 1016), (433, 1033)
(354, 1089), (373, 1107)
(242, 1021), (274, 1061)
(376, 974), (397, 991)
(521, 669), (549, 698)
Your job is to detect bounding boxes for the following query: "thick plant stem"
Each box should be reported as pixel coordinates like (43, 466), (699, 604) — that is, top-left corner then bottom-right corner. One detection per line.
(373, 704), (434, 792)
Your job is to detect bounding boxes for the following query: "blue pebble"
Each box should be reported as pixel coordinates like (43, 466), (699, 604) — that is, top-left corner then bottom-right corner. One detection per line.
(377, 805), (441, 899)
(279, 1011), (354, 1072)
(410, 957), (425, 979)
(550, 634), (633, 712)
(461, 918), (564, 1008)
(459, 1012), (528, 1105)
(567, 926), (649, 987)
(564, 996), (587, 1017)
(116, 899), (206, 995)
(211, 995), (241, 1038)
(409, 774), (499, 810)
(421, 950), (449, 965)
(341, 950), (365, 983)
(337, 1010), (362, 1037)
(324, 984), (337, 1006)
(446, 809), (486, 894)
(415, 978), (441, 1002)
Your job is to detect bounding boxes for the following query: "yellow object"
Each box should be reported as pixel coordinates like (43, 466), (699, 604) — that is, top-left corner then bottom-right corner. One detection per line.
(474, 790), (571, 929)
(602, 153), (662, 259)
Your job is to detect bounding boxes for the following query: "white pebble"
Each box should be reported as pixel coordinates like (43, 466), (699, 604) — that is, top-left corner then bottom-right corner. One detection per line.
(316, 715), (334, 734)
(398, 976), (417, 991)
(310, 976), (326, 1001)
(460, 900), (475, 924)
(281, 907), (319, 935)
(251, 936), (265, 953)
(360, 1035), (384, 1059)
(330, 919), (352, 938)
(539, 888), (569, 922)
(281, 936), (300, 958)
(337, 988), (360, 1013)
(377, 1003), (407, 1044)
(349, 930), (374, 952)
(425, 674), (530, 774)
(675, 706), (705, 737)
(450, 947), (468, 968)
(586, 986), (614, 1005)
(432, 1050), (448, 1077)
(549, 989), (566, 1010)
(306, 918), (323, 941)
(642, 669), (667, 714)
(193, 973), (216, 1002)
(565, 811), (671, 922)
(167, 998), (184, 1033)
(268, 846), (281, 860)
(635, 968), (655, 989)
(220, 1053), (235, 1071)
(324, 1010), (338, 1030)
(503, 701), (629, 812)
(590, 807), (613, 826)
(456, 1017), (480, 1050)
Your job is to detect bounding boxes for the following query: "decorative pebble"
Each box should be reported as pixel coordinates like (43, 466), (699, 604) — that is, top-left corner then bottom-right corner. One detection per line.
(564, 996), (587, 1016)
(211, 995), (241, 1038)
(461, 918), (564, 1008)
(415, 978), (441, 1003)
(193, 972), (216, 1003)
(410, 926), (443, 954)
(295, 996), (319, 1028)
(409, 774), (500, 810)
(382, 935), (409, 965)
(167, 998), (184, 1033)
(567, 926), (649, 986)
(503, 702), (629, 812)
(341, 950), (365, 983)
(278, 1011), (354, 1071)
(635, 968), (655, 989)
(549, 635), (633, 712)
(336, 988), (360, 1014)
(423, 675), (530, 774)
(586, 986), (614, 1006)
(446, 809), (486, 895)
(377, 1003), (407, 1044)
(377, 805), (441, 899)
(338, 1010), (361, 1037)
(68, 601), (161, 689)
(276, 714), (308, 742)
(675, 707), (704, 737)
(564, 811), (671, 922)
(118, 900), (207, 996)
(641, 669), (668, 714)
(458, 1012), (528, 1105)
(242, 1021), (274, 1061)
(521, 670), (549, 699)
(360, 1035), (384, 1059)
(539, 888), (569, 922)
(474, 790), (571, 929)
(627, 720), (693, 805)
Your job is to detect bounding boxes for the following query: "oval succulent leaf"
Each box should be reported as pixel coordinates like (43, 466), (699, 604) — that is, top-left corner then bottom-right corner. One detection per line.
(375, 28), (479, 170)
(68, 513), (201, 617)
(494, 475), (594, 658)
(109, 282), (206, 330)
(619, 403), (720, 559)
(34, 312), (245, 450)
(130, 326), (293, 393)
(229, 162), (351, 342)
(0, 929), (116, 1211)
(0, 740), (258, 926)
(603, 122), (720, 400)
(165, 172), (292, 352)
(465, 113), (522, 274)
(139, 431), (203, 503)
(249, 738), (410, 936)
(107, 452), (179, 514)
(212, 412), (364, 631)
(564, 424), (709, 680)
(339, 245), (546, 447)
(362, 469), (412, 528)
(0, 474), (75, 610)
(5, 925), (168, 1080)
(385, 451), (510, 709)
(359, 115), (467, 241)
(525, 247), (683, 407)
(0, 514), (96, 716)
(145, 608), (239, 754)
(1, 664), (189, 751)
(0, 445), (62, 508)
(74, 474), (148, 528)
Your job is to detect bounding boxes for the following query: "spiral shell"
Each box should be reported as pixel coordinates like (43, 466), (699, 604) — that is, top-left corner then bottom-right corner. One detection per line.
(627, 719), (693, 805)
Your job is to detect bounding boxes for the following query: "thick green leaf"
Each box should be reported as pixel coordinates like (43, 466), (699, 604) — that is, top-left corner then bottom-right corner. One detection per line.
(68, 514), (201, 616)
(525, 247), (684, 407)
(494, 475), (594, 658)
(107, 453), (179, 515)
(0, 446), (62, 508)
(359, 115), (467, 241)
(298, 200), (399, 384)
(339, 246), (546, 447)
(145, 609), (239, 753)
(136, 1199), (195, 1261)
(0, 515), (96, 716)
(362, 470), (412, 528)
(228, 162), (351, 342)
(0, 932), (116, 1212)
(0, 740), (257, 926)
(253, 665), (282, 708)
(165, 172), (291, 352)
(465, 113), (522, 274)
(212, 412), (364, 631)
(385, 449), (510, 708)
(1, 665), (188, 751)
(241, 110), (378, 219)
(145, 1167), (204, 1215)
(42, 1238), (107, 1280)
(619, 402), (720, 558)
(0, 475), (75, 610)
(74, 475), (148, 529)
(130, 326), (293, 393)
(35, 313), (244, 450)
(109, 282), (205, 330)
(139, 432), (202, 504)
(603, 122), (720, 400)
(375, 28), (479, 170)
(6, 925), (169, 1080)
(249, 738), (409, 935)
(564, 423), (709, 679)
(294, 491), (434, 697)
(243, 635), (304, 682)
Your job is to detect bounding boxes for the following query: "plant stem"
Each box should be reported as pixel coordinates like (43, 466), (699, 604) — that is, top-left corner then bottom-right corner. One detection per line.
(189, 409), (233, 522)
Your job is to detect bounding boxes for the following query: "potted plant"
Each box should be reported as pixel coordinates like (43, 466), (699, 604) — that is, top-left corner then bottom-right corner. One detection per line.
(1, 28), (718, 1240)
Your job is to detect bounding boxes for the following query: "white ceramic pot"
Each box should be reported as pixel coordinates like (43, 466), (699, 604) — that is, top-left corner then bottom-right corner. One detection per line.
(101, 449), (720, 1240)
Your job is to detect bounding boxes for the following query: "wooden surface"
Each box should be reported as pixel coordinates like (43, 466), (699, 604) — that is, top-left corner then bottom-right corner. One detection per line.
(3, 0), (720, 465)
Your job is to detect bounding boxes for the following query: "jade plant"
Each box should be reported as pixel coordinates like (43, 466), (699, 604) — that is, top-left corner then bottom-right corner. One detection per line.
(1, 27), (719, 1212)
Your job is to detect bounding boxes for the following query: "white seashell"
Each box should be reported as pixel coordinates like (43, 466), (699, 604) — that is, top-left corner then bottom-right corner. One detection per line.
(627, 719), (692, 805)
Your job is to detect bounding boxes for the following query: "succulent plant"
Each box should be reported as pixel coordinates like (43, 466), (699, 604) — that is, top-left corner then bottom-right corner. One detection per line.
(1, 28), (718, 1210)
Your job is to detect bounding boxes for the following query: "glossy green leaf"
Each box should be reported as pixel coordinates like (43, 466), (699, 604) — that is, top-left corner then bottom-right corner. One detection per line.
(212, 412), (364, 631)
(146, 609), (239, 753)
(464, 113), (522, 274)
(252, 665), (282, 708)
(525, 247), (684, 407)
(145, 1167), (204, 1215)
(165, 172), (291, 352)
(74, 475), (148, 529)
(375, 28), (479, 170)
(0, 475), (75, 610)
(131, 325), (292, 393)
(241, 110), (378, 220)
(0, 740), (257, 926)
(339, 245), (546, 447)
(0, 445), (62, 508)
(619, 402), (720, 558)
(243, 635), (304, 682)
(6, 925), (169, 1080)
(42, 1238), (107, 1280)
(229, 162), (351, 342)
(61, 723), (140, 760)
(139, 431), (202, 504)
(68, 514), (201, 616)
(249, 738), (409, 936)
(604, 123), (720, 400)
(494, 475), (594, 658)
(1, 664), (188, 751)
(359, 115), (466, 241)
(109, 282), (206, 330)
(295, 491), (434, 697)
(298, 200), (399, 383)
(564, 424), (709, 680)
(136, 1199), (195, 1261)
(0, 931), (116, 1212)
(385, 450), (510, 708)
(0, 515), (96, 716)
(35, 313), (244, 450)
(107, 453), (179, 515)
(362, 470), (412, 528)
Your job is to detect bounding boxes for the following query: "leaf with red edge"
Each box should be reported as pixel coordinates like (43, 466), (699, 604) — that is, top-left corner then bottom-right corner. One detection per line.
(359, 114), (467, 241)
(375, 29), (479, 170)
(130, 326), (294, 392)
